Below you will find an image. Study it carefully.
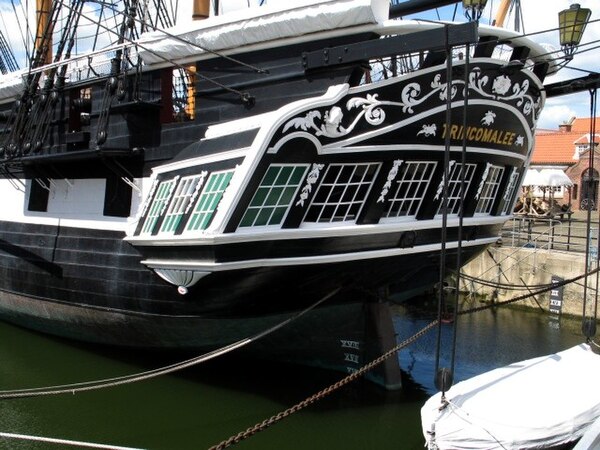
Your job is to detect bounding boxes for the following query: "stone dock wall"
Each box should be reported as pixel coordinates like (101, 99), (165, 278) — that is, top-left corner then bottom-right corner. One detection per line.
(461, 245), (593, 318)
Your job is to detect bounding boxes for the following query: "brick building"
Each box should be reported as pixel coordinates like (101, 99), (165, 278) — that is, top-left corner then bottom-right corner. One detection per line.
(530, 117), (599, 210)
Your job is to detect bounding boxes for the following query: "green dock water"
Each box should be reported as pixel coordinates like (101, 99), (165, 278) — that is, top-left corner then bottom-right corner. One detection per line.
(0, 303), (587, 449)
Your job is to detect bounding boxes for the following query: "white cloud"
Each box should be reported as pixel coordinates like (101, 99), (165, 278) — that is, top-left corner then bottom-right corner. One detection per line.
(537, 102), (579, 129)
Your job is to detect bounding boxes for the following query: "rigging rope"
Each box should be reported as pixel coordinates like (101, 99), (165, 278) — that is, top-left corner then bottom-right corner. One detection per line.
(0, 288), (340, 400)
(0, 431), (145, 450)
(208, 319), (440, 450)
(55, 0), (257, 103)
(582, 87), (599, 340)
(208, 265), (600, 449)
(94, 0), (268, 74)
(433, 24), (456, 400)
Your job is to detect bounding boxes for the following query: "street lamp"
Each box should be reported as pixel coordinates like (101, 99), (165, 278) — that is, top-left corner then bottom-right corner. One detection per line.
(558, 3), (592, 61)
(462, 0), (488, 22)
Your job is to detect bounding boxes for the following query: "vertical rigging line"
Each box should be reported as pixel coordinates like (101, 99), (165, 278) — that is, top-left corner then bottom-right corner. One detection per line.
(434, 24), (454, 399)
(450, 43), (470, 376)
(582, 87), (598, 339)
(591, 89), (599, 325)
(12, 0), (30, 63)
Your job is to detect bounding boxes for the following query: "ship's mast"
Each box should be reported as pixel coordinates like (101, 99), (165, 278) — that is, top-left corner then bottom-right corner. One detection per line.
(493, 0), (511, 27)
(35, 0), (52, 65)
(493, 0), (523, 32)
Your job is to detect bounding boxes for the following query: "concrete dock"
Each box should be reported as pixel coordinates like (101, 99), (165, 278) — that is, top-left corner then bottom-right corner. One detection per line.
(462, 210), (600, 318)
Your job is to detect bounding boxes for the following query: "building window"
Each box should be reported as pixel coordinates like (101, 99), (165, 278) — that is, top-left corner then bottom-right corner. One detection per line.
(383, 161), (437, 219)
(239, 165), (308, 228)
(476, 165), (504, 214)
(185, 170), (234, 232)
(303, 163), (380, 223)
(435, 162), (477, 216)
(160, 174), (206, 234)
(141, 178), (177, 235)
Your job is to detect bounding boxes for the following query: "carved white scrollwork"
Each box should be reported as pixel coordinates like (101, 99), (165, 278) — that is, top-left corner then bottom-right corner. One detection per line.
(504, 167), (519, 202)
(282, 65), (542, 142)
(296, 163), (324, 207)
(481, 110), (496, 126)
(378, 159), (403, 203)
(475, 163), (493, 200)
(417, 124), (437, 137)
(435, 160), (456, 201)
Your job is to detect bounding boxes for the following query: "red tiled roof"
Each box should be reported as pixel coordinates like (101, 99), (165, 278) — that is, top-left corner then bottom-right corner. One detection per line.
(531, 117), (599, 165)
(571, 118), (599, 133)
(531, 132), (580, 164)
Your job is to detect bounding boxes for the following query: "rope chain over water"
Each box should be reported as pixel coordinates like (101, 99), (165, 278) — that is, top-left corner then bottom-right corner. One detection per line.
(0, 288), (341, 400)
(0, 268), (597, 447)
(208, 265), (600, 449)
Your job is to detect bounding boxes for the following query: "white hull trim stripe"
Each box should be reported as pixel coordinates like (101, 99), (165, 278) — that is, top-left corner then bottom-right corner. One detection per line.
(141, 236), (497, 272)
(126, 216), (506, 246)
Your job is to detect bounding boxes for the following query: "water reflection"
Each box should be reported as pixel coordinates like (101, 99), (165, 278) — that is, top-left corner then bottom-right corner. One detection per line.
(0, 301), (588, 450)
(394, 299), (586, 395)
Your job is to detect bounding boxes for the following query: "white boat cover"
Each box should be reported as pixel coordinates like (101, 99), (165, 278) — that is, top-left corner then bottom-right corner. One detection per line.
(137, 0), (388, 65)
(421, 344), (600, 449)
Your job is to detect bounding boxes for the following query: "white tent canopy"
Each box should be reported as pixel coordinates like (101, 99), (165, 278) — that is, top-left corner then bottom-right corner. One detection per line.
(522, 169), (573, 187)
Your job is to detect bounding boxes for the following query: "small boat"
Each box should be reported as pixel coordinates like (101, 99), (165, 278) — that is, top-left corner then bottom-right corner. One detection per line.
(421, 344), (600, 449)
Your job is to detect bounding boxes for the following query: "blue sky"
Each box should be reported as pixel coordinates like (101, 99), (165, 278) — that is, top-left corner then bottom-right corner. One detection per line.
(405, 0), (600, 130)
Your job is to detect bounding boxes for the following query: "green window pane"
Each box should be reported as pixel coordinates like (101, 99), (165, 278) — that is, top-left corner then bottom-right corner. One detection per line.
(250, 187), (269, 207)
(262, 167), (279, 185)
(265, 187), (283, 206)
(275, 166), (293, 185)
(280, 187), (296, 204)
(254, 207), (274, 226)
(184, 170), (234, 232)
(290, 167), (306, 184)
(269, 207), (287, 225)
(238, 164), (308, 228)
(239, 208), (259, 227)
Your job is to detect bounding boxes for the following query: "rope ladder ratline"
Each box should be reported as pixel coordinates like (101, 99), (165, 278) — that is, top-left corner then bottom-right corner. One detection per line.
(54, 0), (257, 103)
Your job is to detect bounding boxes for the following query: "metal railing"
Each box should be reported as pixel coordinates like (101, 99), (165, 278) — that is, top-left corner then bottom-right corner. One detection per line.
(501, 216), (598, 254)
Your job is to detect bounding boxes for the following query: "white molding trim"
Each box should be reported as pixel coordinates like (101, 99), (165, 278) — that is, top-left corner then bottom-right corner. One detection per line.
(142, 236), (498, 272)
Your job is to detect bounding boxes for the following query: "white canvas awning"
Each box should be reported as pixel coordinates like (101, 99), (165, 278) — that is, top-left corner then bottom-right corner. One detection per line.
(522, 169), (572, 187)
(421, 344), (600, 449)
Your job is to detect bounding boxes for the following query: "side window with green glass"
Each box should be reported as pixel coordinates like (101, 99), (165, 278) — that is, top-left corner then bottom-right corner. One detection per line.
(141, 178), (177, 235)
(185, 170), (234, 232)
(160, 175), (205, 234)
(239, 165), (308, 228)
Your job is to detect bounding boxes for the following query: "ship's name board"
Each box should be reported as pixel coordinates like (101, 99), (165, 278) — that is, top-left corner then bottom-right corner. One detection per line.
(441, 123), (519, 147)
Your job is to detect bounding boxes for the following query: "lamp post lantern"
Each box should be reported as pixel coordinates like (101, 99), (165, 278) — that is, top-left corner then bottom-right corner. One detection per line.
(462, 0), (488, 22)
(558, 3), (592, 61)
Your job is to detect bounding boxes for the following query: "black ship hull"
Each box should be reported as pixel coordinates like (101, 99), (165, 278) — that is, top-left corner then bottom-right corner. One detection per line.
(0, 0), (552, 387)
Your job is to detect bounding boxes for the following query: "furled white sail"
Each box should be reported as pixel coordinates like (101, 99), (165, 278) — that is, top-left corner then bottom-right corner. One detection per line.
(137, 0), (388, 65)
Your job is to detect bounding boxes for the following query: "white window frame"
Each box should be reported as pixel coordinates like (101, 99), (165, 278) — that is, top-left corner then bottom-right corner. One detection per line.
(435, 163), (477, 217)
(185, 170), (234, 233)
(382, 161), (437, 221)
(302, 162), (381, 225)
(159, 174), (205, 234)
(140, 178), (177, 235)
(475, 165), (504, 215)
